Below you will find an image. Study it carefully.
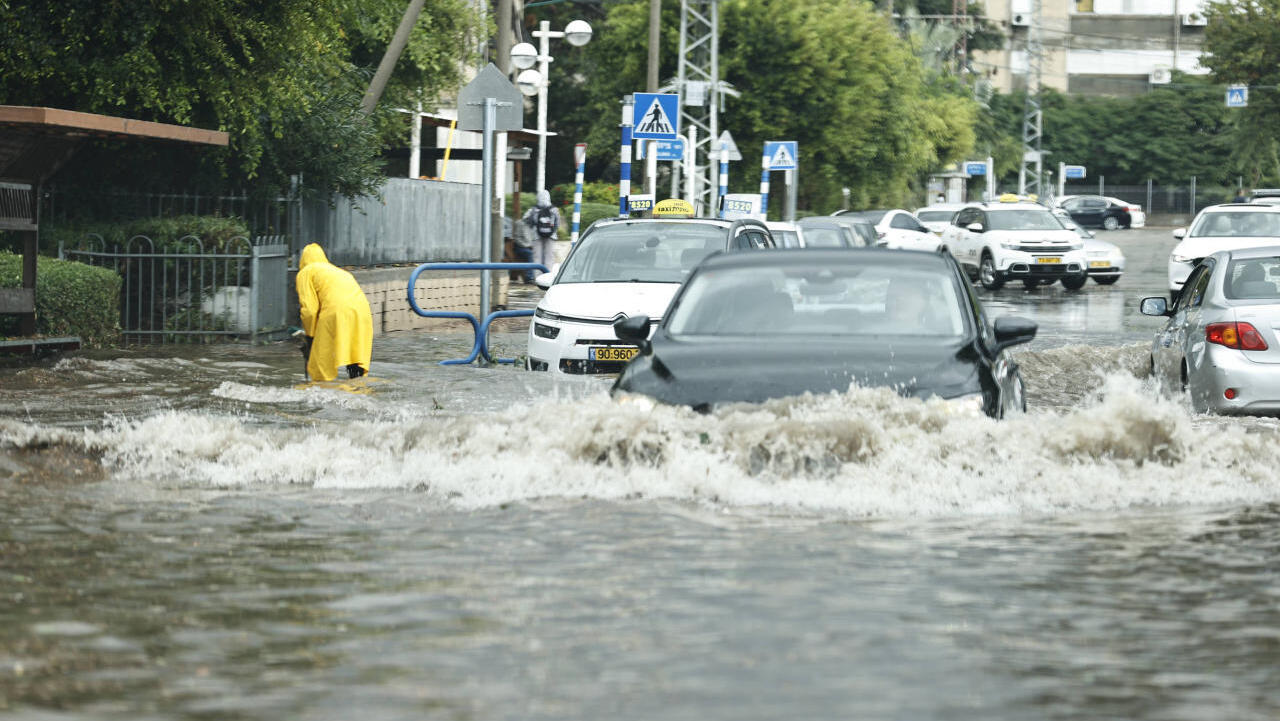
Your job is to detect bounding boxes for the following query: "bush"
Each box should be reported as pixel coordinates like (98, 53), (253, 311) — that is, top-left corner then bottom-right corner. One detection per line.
(550, 181), (620, 207)
(0, 251), (122, 347)
(576, 202), (618, 235)
(47, 215), (252, 255)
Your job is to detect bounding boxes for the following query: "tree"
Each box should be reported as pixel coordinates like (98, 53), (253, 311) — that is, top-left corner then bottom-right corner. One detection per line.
(1202, 0), (1280, 185)
(0, 0), (484, 198)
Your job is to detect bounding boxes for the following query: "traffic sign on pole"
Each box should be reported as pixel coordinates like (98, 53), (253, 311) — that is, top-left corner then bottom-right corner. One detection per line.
(1227, 84), (1248, 108)
(716, 130), (742, 161)
(1063, 165), (1086, 179)
(964, 161), (987, 176)
(632, 93), (680, 139)
(654, 138), (685, 161)
(763, 141), (797, 171)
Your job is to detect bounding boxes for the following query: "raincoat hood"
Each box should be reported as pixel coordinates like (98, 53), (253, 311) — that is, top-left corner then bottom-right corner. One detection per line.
(536, 190), (552, 208)
(299, 243), (329, 270)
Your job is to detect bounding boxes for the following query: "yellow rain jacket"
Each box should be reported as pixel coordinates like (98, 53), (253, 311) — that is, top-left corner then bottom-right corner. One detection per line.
(297, 244), (373, 381)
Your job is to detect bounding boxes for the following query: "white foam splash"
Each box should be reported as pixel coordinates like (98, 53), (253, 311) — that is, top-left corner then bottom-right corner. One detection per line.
(7, 372), (1280, 518)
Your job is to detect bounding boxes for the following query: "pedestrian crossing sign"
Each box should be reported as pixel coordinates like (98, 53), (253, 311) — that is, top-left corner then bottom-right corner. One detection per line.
(632, 93), (680, 140)
(1226, 84), (1248, 108)
(763, 141), (797, 171)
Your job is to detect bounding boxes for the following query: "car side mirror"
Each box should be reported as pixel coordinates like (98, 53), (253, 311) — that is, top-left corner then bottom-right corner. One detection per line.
(967, 222), (985, 233)
(1172, 227), (1186, 240)
(613, 314), (652, 354)
(993, 316), (1037, 350)
(534, 273), (554, 290)
(1140, 296), (1170, 317)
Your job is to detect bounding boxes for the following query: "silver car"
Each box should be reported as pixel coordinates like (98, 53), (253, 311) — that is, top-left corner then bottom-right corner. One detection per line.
(1141, 247), (1280, 414)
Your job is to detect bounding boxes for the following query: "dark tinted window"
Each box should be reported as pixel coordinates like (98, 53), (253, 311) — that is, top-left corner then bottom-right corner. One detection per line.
(890, 214), (920, 230)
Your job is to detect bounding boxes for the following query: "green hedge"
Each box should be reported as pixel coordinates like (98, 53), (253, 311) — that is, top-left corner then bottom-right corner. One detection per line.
(0, 252), (122, 347)
(46, 215), (252, 254)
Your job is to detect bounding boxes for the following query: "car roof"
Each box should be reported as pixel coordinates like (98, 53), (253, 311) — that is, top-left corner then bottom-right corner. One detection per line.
(697, 247), (953, 272)
(1199, 203), (1280, 213)
(1223, 245), (1280, 260)
(978, 202), (1048, 211)
(916, 203), (967, 211)
(765, 221), (798, 230)
(589, 217), (735, 228)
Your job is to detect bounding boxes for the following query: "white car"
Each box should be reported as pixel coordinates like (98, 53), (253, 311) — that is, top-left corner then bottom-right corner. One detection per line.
(833, 209), (939, 251)
(1105, 196), (1146, 228)
(528, 217), (774, 373)
(1060, 215), (1126, 285)
(940, 199), (1089, 290)
(913, 203), (969, 235)
(1167, 204), (1280, 295)
(765, 221), (802, 248)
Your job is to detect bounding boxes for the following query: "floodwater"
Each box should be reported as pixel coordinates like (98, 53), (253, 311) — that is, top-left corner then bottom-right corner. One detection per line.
(4, 228), (1280, 720)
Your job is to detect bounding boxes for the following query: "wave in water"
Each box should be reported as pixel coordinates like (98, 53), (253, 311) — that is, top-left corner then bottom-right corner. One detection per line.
(4, 370), (1279, 518)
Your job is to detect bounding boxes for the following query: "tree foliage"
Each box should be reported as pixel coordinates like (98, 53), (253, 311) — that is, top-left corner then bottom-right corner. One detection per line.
(1202, 0), (1280, 184)
(0, 0), (484, 198)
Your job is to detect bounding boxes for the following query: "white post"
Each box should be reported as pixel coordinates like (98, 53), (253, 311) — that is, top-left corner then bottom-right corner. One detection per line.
(685, 125), (698, 204)
(646, 140), (658, 197)
(535, 20), (552, 193)
(409, 104), (421, 179)
(1058, 161), (1065, 198)
(986, 156), (995, 200)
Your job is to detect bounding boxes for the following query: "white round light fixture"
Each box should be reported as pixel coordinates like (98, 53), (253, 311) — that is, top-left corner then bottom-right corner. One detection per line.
(516, 69), (542, 96)
(510, 42), (538, 70)
(564, 20), (593, 47)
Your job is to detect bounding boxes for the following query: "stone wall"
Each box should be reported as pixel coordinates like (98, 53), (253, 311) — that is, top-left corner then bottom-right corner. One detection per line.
(352, 267), (510, 335)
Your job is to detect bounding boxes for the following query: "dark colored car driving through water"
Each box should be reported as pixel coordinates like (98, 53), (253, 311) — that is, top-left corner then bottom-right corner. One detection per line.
(611, 249), (1037, 417)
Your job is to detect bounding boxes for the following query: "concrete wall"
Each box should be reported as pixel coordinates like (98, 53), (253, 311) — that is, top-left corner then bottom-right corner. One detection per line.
(353, 267), (511, 335)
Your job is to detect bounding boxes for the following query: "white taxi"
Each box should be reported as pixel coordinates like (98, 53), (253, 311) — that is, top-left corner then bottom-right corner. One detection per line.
(940, 197), (1088, 290)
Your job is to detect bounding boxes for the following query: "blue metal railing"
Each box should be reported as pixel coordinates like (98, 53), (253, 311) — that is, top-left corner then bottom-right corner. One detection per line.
(407, 262), (549, 366)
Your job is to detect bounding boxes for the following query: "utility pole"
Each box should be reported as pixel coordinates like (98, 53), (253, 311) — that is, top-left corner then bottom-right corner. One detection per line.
(361, 0), (427, 114)
(497, 0), (516, 75)
(648, 0), (661, 91)
(675, 0), (726, 211)
(1018, 0), (1044, 197)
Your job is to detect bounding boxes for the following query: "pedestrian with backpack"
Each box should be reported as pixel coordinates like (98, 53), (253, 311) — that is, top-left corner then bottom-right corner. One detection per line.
(522, 189), (561, 278)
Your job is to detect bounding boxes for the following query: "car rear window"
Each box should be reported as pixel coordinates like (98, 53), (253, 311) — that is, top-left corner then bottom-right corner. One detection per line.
(668, 265), (968, 338)
(844, 210), (888, 224)
(916, 210), (954, 222)
(1225, 257), (1280, 300)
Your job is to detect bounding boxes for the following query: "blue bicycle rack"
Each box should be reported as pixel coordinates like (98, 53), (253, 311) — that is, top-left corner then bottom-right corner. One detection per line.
(407, 262), (549, 366)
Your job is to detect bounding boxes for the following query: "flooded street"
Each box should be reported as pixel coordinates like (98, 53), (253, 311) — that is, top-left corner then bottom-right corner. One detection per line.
(5, 228), (1280, 720)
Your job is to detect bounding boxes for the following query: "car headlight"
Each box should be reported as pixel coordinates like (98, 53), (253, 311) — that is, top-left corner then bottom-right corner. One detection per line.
(614, 393), (656, 412)
(940, 393), (986, 416)
(1067, 241), (1083, 250)
(1171, 254), (1195, 264)
(999, 240), (1020, 250)
(534, 307), (560, 320)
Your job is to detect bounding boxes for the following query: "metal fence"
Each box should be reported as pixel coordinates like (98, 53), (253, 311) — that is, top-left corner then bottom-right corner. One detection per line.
(1059, 180), (1241, 221)
(297, 178), (483, 265)
(60, 234), (290, 344)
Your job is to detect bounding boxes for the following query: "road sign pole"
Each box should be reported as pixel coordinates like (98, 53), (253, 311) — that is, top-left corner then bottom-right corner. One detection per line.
(646, 140), (658, 197)
(1058, 161), (1065, 198)
(479, 97), (496, 344)
(619, 96), (633, 217)
(572, 144), (586, 244)
(759, 154), (771, 218)
(685, 125), (698, 205)
(986, 156), (995, 200)
(786, 168), (797, 222)
(718, 142), (729, 219)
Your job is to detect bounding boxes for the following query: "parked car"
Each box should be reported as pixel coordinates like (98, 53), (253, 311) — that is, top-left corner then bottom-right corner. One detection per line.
(833, 209), (939, 251)
(1062, 220), (1126, 285)
(1166, 203), (1280, 295)
(766, 221), (803, 248)
(1105, 196), (1146, 228)
(610, 248), (1036, 417)
(528, 217), (774, 374)
(914, 203), (969, 235)
(796, 217), (866, 248)
(1141, 247), (1280, 414)
(1055, 194), (1137, 230)
(823, 215), (879, 247)
(940, 198), (1088, 290)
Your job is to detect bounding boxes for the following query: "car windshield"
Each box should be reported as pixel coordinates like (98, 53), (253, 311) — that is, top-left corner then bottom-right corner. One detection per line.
(667, 264), (968, 338)
(771, 230), (802, 248)
(1192, 212), (1280, 237)
(1225, 256), (1280, 300)
(557, 222), (725, 283)
(916, 210), (955, 222)
(986, 209), (1065, 231)
(800, 227), (847, 248)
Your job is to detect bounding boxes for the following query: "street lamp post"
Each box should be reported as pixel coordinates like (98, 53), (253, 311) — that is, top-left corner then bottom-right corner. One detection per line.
(510, 19), (592, 194)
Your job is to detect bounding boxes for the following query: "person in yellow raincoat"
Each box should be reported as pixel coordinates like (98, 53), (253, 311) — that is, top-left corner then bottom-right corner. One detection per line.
(296, 243), (373, 381)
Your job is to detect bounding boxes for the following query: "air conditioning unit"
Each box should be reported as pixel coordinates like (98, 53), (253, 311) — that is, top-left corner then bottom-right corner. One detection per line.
(1182, 12), (1207, 26)
(1150, 67), (1172, 84)
(1012, 13), (1030, 26)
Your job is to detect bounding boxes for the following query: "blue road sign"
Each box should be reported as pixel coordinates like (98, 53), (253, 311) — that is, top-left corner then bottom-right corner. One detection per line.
(1227, 84), (1248, 108)
(763, 141), (798, 170)
(632, 93), (680, 140)
(655, 138), (685, 161)
(964, 161), (987, 176)
(1064, 165), (1086, 179)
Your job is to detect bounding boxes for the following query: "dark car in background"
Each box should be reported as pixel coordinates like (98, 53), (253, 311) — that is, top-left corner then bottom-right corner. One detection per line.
(610, 249), (1037, 417)
(1057, 195), (1136, 230)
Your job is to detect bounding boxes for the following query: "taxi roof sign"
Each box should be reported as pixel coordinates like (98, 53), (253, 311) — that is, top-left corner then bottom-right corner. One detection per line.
(653, 198), (695, 218)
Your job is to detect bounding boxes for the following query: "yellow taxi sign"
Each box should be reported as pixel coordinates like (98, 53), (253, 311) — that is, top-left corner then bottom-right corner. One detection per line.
(998, 192), (1021, 203)
(653, 198), (695, 218)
